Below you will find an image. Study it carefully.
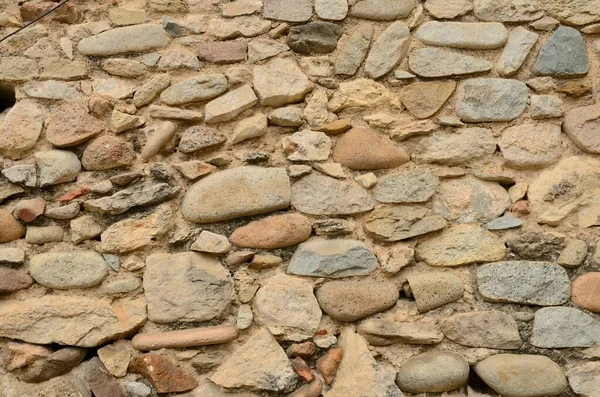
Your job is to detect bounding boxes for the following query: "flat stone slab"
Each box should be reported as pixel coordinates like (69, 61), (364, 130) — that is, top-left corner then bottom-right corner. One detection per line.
(29, 251), (109, 290)
(497, 27), (539, 77)
(160, 75), (228, 106)
(263, 0), (312, 22)
(205, 85), (258, 124)
(409, 47), (492, 77)
(531, 307), (600, 348)
(287, 239), (377, 278)
(375, 170), (439, 203)
(364, 205), (447, 242)
(532, 26), (589, 78)
(476, 261), (571, 306)
(415, 21), (507, 49)
(562, 104), (600, 154)
(364, 21), (410, 79)
(291, 174), (375, 216)
(440, 311), (522, 349)
(78, 24), (169, 56)
(181, 166), (290, 223)
(350, 0), (416, 20)
(414, 128), (495, 166)
(456, 78), (529, 122)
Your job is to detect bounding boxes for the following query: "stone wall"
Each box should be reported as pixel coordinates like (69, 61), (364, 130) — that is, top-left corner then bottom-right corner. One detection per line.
(0, 0), (599, 396)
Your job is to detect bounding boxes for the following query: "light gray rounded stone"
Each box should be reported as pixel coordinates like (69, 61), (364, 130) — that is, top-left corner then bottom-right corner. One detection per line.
(29, 251), (109, 289)
(375, 170), (439, 203)
(77, 24), (169, 56)
(531, 307), (600, 348)
(396, 351), (469, 393)
(415, 21), (508, 49)
(474, 354), (567, 397)
(350, 0), (416, 21)
(291, 174), (375, 216)
(532, 26), (589, 78)
(287, 239), (378, 278)
(476, 261), (571, 306)
(456, 78), (529, 122)
(181, 166), (290, 223)
(160, 75), (228, 106)
(35, 150), (82, 187)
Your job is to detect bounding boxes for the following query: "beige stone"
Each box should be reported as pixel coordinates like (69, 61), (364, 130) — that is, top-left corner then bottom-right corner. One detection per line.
(401, 81), (456, 119)
(253, 57), (310, 106)
(230, 213), (312, 249)
(132, 326), (238, 350)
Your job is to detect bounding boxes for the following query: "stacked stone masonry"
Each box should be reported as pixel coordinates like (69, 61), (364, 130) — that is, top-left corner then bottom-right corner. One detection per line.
(2, 0), (600, 396)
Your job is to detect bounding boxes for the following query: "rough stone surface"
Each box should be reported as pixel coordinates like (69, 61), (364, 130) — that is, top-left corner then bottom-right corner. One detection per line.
(78, 24), (169, 56)
(332, 128), (409, 170)
(531, 307), (600, 348)
(475, 354), (567, 396)
(160, 75), (229, 106)
(130, 354), (198, 393)
(0, 100), (45, 159)
(473, 0), (545, 22)
(287, 239), (378, 278)
(0, 268), (34, 293)
(210, 328), (297, 392)
(424, 0), (472, 19)
(572, 273), (600, 313)
(229, 213), (312, 249)
(282, 130), (331, 161)
(29, 251), (109, 290)
(477, 261), (571, 306)
(441, 311), (522, 349)
(143, 252), (234, 323)
(364, 21), (410, 79)
(253, 58), (311, 106)
(396, 351), (469, 393)
(316, 280), (399, 321)
(409, 48), (493, 77)
(401, 81), (456, 119)
(375, 170), (439, 203)
(566, 362), (600, 397)
(456, 78), (529, 122)
(563, 105), (600, 154)
(82, 135), (136, 171)
(497, 27), (539, 77)
(350, 0), (416, 20)
(407, 272), (464, 312)
(181, 167), (290, 223)
(334, 24), (373, 76)
(35, 150), (81, 187)
(254, 274), (322, 333)
(415, 21), (507, 49)
(499, 122), (562, 169)
(532, 26), (589, 78)
(357, 319), (443, 346)
(287, 22), (342, 55)
(413, 128), (495, 166)
(291, 174), (375, 216)
(84, 181), (179, 215)
(263, 0), (312, 22)
(205, 84), (258, 123)
(364, 205), (447, 242)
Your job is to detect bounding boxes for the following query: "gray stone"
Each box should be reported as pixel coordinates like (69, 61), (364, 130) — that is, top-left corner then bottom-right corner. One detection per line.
(485, 216), (523, 230)
(253, 57), (311, 106)
(287, 239), (377, 278)
(254, 274), (322, 333)
(396, 351), (469, 393)
(247, 38), (289, 62)
(531, 307), (600, 348)
(375, 170), (439, 203)
(530, 95), (563, 119)
(562, 105), (600, 154)
(160, 75), (228, 106)
(473, 0), (544, 22)
(205, 84), (258, 124)
(181, 167), (291, 223)
(557, 238), (587, 268)
(133, 74), (171, 108)
(407, 272), (464, 312)
(440, 311), (522, 349)
(269, 107), (304, 126)
(35, 150), (81, 187)
(497, 27), (539, 76)
(498, 122), (562, 169)
(179, 126), (226, 153)
(566, 362), (600, 397)
(327, 328), (404, 397)
(334, 24), (373, 76)
(77, 24), (169, 56)
(70, 216), (105, 244)
(144, 252), (234, 323)
(433, 177), (511, 223)
(364, 21), (410, 79)
(291, 174), (375, 216)
(474, 354), (567, 397)
(476, 261), (571, 306)
(1, 164), (36, 187)
(210, 329), (296, 392)
(351, 0), (416, 20)
(357, 319), (443, 346)
(84, 182), (180, 215)
(263, 0), (312, 22)
(532, 26), (589, 77)
(416, 21), (507, 49)
(315, 0), (348, 21)
(286, 22), (342, 55)
(456, 78), (529, 122)
(23, 80), (82, 100)
(409, 47), (493, 77)
(44, 202), (80, 220)
(424, 0), (473, 19)
(29, 251), (108, 289)
(316, 280), (399, 321)
(363, 205), (447, 242)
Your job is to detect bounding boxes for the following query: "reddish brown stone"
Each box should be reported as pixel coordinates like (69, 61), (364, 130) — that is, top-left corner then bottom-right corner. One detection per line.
(229, 213), (312, 249)
(289, 378), (323, 397)
(316, 347), (343, 385)
(109, 171), (144, 186)
(0, 210), (25, 243)
(45, 102), (105, 148)
(14, 198), (46, 222)
(572, 272), (600, 313)
(291, 357), (314, 382)
(332, 128), (409, 170)
(287, 341), (316, 359)
(84, 357), (127, 397)
(129, 353), (198, 393)
(509, 200), (530, 214)
(4, 342), (52, 371)
(198, 41), (248, 64)
(0, 268), (33, 293)
(20, 2), (80, 23)
(82, 135), (136, 171)
(18, 347), (87, 383)
(59, 187), (92, 204)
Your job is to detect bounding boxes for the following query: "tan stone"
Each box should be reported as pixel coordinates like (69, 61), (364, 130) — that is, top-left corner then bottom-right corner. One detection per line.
(46, 101), (105, 147)
(499, 122), (561, 169)
(0, 100), (45, 159)
(401, 81), (456, 119)
(563, 104), (600, 154)
(229, 213), (312, 249)
(132, 326), (238, 350)
(97, 340), (131, 377)
(572, 273), (600, 313)
(82, 135), (136, 171)
(332, 128), (409, 170)
(0, 209), (25, 242)
(440, 311), (522, 349)
(253, 57), (311, 106)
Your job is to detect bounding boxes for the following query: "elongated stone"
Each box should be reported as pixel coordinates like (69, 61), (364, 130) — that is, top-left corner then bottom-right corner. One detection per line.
(357, 319), (443, 346)
(365, 21), (410, 79)
(78, 24), (169, 56)
(132, 326), (238, 350)
(84, 182), (180, 215)
(415, 21), (507, 49)
(440, 311), (522, 349)
(204, 84), (258, 123)
(351, 0), (416, 20)
(181, 167), (291, 223)
(497, 27), (538, 77)
(363, 205), (447, 242)
(160, 74), (228, 105)
(456, 78), (529, 122)
(29, 251), (109, 290)
(334, 24), (373, 76)
(409, 47), (493, 77)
